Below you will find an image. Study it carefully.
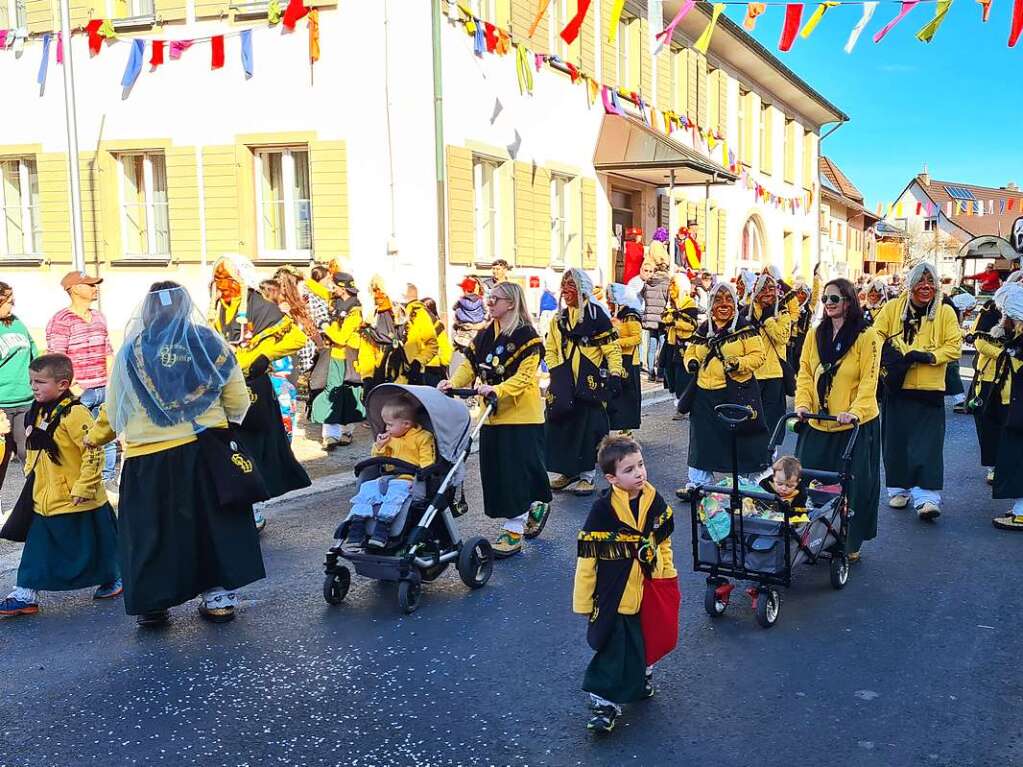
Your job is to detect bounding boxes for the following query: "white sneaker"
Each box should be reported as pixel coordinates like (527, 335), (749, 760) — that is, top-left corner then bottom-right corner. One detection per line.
(888, 494), (910, 509)
(916, 502), (941, 521)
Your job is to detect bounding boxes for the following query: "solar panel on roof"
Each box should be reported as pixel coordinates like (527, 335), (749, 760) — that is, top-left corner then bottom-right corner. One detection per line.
(945, 185), (977, 201)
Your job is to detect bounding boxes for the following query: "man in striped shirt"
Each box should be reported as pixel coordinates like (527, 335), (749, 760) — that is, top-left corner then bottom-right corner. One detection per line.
(46, 271), (117, 487)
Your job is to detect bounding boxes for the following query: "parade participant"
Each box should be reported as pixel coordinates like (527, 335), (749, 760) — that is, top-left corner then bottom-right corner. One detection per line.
(605, 284), (643, 433)
(46, 271), (117, 493)
(676, 219), (702, 271)
(694, 270), (717, 316)
(622, 228), (645, 284)
(660, 273), (700, 407)
(678, 282), (767, 499)
(210, 254), (311, 531)
(749, 268), (798, 434)
(794, 278), (881, 561)
(545, 269), (624, 496)
(990, 284), (1023, 530)
(873, 262), (962, 520)
(311, 272), (365, 449)
(735, 269), (757, 318)
(0, 354), (121, 617)
(343, 395), (436, 549)
(420, 297), (452, 387)
(787, 270), (822, 372)
(0, 282), (37, 490)
(274, 268), (325, 375)
(87, 282), (264, 626)
(356, 277), (402, 396)
(451, 277), (487, 351)
(440, 282), (551, 557)
(639, 261), (669, 382)
(396, 285), (440, 385)
(862, 277), (889, 325)
(485, 259), (511, 292)
(573, 436), (677, 734)
(302, 265), (335, 432)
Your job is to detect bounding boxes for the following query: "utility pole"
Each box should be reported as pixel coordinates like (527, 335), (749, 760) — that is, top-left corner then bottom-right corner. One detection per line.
(59, 0), (86, 272)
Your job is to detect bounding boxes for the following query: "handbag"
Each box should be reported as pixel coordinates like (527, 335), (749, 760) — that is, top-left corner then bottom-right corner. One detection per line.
(573, 351), (611, 404)
(723, 372), (767, 435)
(0, 471), (35, 542)
(545, 361), (576, 421)
(676, 375), (697, 415)
(196, 427), (270, 507)
(639, 575), (681, 665)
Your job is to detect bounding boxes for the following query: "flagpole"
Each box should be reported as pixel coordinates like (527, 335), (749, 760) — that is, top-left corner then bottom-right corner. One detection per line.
(59, 0), (86, 273)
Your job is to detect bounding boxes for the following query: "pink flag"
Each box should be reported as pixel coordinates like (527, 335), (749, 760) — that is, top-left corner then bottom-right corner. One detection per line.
(56, 32), (63, 64)
(656, 0), (696, 45)
(169, 40), (193, 60)
(873, 1), (919, 43)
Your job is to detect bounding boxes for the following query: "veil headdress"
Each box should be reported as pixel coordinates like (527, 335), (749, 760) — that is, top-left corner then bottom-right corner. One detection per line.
(111, 284), (239, 439)
(706, 281), (740, 337)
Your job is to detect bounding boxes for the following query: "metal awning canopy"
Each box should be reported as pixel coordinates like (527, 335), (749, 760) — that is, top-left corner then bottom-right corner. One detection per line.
(593, 114), (737, 187)
(956, 235), (1019, 262)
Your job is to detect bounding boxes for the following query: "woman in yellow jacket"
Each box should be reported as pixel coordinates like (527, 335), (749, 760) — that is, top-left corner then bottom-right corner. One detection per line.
(678, 282), (767, 499)
(421, 297), (453, 388)
(749, 268), (799, 433)
(311, 272), (365, 448)
(210, 254), (310, 521)
(605, 283), (644, 432)
(440, 282), (551, 558)
(873, 262), (962, 520)
(660, 274), (700, 402)
(545, 269), (624, 496)
(397, 285), (439, 386)
(794, 277), (882, 561)
(990, 284), (1023, 531)
(89, 282), (265, 627)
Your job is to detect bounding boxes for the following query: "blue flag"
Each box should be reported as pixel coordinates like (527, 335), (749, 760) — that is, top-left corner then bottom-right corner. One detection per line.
(121, 39), (145, 89)
(241, 29), (253, 78)
(37, 33), (51, 87)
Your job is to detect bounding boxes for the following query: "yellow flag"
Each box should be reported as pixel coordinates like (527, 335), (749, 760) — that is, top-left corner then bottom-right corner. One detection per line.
(896, 201), (903, 217)
(694, 4), (725, 54)
(801, 2), (839, 38)
(608, 0), (627, 43)
(916, 0), (952, 42)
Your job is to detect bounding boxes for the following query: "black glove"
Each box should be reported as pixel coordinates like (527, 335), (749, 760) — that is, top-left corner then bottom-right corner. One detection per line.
(905, 350), (935, 365)
(608, 376), (623, 399)
(687, 359), (700, 374)
(248, 354), (271, 377)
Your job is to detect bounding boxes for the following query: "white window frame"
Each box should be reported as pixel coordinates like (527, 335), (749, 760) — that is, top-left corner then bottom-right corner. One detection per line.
(617, 15), (631, 87)
(117, 151), (170, 260)
(468, 0), (497, 18)
(106, 0), (154, 19)
(550, 174), (569, 268)
(473, 156), (501, 264)
(254, 147), (313, 262)
(0, 157), (40, 259)
(923, 217), (937, 232)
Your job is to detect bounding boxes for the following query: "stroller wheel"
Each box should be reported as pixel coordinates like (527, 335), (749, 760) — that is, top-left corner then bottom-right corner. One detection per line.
(704, 583), (728, 618)
(457, 536), (494, 589)
(753, 588), (781, 629)
(830, 555), (850, 590)
(398, 579), (422, 615)
(323, 567), (351, 606)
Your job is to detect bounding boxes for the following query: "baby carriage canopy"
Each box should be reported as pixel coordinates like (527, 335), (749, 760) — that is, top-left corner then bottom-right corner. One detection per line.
(364, 383), (472, 466)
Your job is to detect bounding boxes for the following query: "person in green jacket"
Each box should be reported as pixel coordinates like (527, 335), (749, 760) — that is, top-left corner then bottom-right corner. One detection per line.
(0, 282), (38, 489)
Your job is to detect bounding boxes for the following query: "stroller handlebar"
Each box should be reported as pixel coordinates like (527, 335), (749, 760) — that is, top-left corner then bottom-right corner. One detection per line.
(769, 411), (860, 463)
(444, 387), (498, 411)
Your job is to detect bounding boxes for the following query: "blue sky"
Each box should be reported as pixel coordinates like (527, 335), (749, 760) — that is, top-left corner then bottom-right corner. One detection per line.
(730, 1), (1021, 207)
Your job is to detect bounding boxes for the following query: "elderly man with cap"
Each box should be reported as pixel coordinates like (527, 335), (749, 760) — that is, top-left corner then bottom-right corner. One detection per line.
(45, 271), (117, 493)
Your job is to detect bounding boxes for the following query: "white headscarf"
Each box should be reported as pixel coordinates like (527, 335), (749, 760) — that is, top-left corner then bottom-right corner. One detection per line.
(752, 267), (781, 315)
(736, 269), (757, 306)
(563, 268), (610, 319)
(866, 278), (889, 309)
(903, 262), (940, 321)
(671, 272), (692, 303)
(1000, 283), (1023, 321)
(606, 282), (643, 314)
(706, 281), (740, 336)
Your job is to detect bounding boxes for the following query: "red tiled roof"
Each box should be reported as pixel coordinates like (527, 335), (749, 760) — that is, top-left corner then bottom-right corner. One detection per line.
(819, 156), (863, 204)
(914, 175), (1023, 240)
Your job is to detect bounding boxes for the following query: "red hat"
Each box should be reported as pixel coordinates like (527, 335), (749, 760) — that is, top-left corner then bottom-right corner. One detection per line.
(459, 276), (481, 294)
(626, 227), (643, 238)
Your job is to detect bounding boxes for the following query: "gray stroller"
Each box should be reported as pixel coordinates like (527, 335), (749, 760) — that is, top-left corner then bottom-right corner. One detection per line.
(322, 383), (495, 614)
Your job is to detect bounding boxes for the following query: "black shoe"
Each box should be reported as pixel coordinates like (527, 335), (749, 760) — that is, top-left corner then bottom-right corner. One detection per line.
(587, 705), (619, 733)
(345, 519), (368, 549)
(643, 672), (655, 699)
(647, 374), (657, 383)
(137, 609), (170, 628)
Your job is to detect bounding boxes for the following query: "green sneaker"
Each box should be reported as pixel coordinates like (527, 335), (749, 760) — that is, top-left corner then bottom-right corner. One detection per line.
(524, 501), (551, 540)
(492, 531), (523, 558)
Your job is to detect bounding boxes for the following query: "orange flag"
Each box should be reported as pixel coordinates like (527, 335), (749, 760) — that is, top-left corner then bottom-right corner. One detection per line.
(528, 0), (552, 37)
(308, 8), (320, 63)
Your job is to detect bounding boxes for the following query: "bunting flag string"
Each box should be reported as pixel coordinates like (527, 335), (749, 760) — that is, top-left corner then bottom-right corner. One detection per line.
(656, 0), (697, 46)
(845, 1), (878, 50)
(1010, 0), (1023, 45)
(778, 3), (804, 49)
(559, 0), (593, 45)
(36, 32), (50, 88)
(608, 0), (627, 42)
(873, 195), (1023, 219)
(744, 2), (767, 28)
(915, 0), (952, 41)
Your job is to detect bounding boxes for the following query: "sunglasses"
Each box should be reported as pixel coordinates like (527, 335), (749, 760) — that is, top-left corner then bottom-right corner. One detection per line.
(821, 294), (845, 305)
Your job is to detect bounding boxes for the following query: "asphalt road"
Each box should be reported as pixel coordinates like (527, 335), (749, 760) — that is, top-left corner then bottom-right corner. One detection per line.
(0, 399), (1019, 767)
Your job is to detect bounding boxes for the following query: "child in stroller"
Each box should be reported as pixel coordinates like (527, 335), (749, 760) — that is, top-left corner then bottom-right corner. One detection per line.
(344, 394), (436, 550)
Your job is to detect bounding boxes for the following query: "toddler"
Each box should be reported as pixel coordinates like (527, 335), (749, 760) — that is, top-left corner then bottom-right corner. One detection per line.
(344, 396), (436, 549)
(760, 455), (809, 512)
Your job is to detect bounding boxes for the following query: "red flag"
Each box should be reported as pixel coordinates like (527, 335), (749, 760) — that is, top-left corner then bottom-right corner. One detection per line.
(779, 4), (804, 51)
(1010, 198), (1016, 211)
(150, 39), (164, 69)
(282, 0), (309, 31)
(915, 202), (922, 215)
(86, 19), (104, 56)
(484, 22), (498, 53)
(559, 0), (593, 45)
(211, 35), (225, 69)
(1011, 0), (1023, 46)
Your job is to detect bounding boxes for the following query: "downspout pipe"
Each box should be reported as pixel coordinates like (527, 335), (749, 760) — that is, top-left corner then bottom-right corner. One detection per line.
(817, 119), (848, 276)
(431, 0), (448, 314)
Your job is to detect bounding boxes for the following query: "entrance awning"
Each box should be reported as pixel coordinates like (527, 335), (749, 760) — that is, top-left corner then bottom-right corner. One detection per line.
(593, 114), (737, 187)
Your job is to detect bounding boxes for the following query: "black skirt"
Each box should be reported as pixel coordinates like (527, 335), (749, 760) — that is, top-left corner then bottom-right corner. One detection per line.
(993, 427), (1023, 499)
(423, 366), (448, 388)
(973, 381), (1004, 467)
(882, 391), (945, 490)
(582, 613), (647, 704)
(607, 361), (642, 430)
(479, 424), (552, 519)
(545, 401), (609, 478)
(796, 418), (881, 554)
(944, 362), (965, 396)
(16, 504), (119, 591)
(758, 376), (788, 437)
(688, 385), (770, 474)
(240, 373), (311, 498)
(661, 342), (680, 393)
(118, 441), (266, 615)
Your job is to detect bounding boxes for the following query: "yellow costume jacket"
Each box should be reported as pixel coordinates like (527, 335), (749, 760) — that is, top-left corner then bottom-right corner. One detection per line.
(873, 294), (962, 392)
(795, 325), (881, 431)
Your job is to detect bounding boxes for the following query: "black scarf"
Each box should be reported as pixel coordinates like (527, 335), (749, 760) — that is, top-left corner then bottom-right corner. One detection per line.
(975, 300), (1001, 334)
(558, 305), (614, 346)
(24, 393), (79, 466)
(901, 300), (930, 344)
(218, 288), (286, 344)
(814, 317), (867, 409)
(332, 295), (361, 319)
(466, 322), (542, 385)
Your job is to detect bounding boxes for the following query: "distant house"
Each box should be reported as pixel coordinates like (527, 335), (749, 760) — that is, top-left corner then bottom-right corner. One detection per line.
(818, 156), (879, 279)
(887, 169), (1023, 279)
